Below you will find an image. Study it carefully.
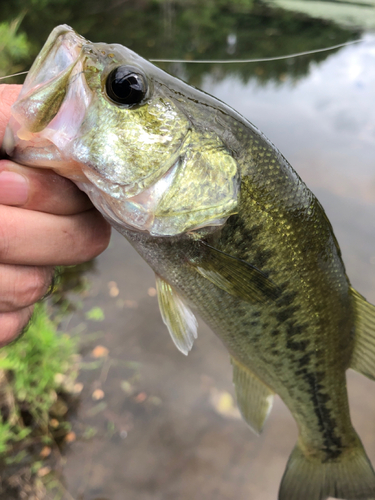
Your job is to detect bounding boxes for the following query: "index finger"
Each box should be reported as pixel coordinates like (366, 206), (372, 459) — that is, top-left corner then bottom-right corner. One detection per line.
(0, 160), (93, 215)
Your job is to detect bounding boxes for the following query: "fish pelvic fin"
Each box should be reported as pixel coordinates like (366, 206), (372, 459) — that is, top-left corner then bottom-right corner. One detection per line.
(155, 274), (198, 356)
(350, 287), (375, 381)
(231, 356), (274, 435)
(279, 435), (375, 500)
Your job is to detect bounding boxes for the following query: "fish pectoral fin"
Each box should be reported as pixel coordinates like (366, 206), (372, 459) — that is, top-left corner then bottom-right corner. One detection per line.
(155, 275), (198, 356)
(231, 356), (274, 435)
(192, 242), (280, 304)
(350, 287), (375, 380)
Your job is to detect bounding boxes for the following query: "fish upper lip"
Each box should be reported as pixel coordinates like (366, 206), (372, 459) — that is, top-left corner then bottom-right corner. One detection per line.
(6, 26), (92, 163)
(19, 25), (85, 98)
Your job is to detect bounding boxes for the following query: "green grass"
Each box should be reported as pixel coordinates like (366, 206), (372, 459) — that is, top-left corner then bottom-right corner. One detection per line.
(0, 16), (31, 79)
(0, 302), (78, 457)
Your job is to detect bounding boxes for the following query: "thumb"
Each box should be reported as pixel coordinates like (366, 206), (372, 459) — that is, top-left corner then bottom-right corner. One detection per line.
(0, 84), (22, 144)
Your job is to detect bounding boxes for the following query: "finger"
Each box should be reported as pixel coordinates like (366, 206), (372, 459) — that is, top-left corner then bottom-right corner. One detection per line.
(0, 85), (21, 144)
(0, 160), (93, 215)
(0, 205), (111, 266)
(0, 306), (34, 348)
(0, 264), (54, 312)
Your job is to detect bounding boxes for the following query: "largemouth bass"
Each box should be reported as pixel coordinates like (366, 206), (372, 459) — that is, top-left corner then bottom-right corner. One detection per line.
(3, 25), (375, 500)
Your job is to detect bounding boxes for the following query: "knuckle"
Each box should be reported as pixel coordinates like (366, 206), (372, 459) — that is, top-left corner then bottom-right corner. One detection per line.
(0, 213), (13, 262)
(91, 219), (112, 256)
(6, 266), (53, 309)
(19, 267), (53, 305)
(0, 307), (33, 347)
(76, 213), (111, 263)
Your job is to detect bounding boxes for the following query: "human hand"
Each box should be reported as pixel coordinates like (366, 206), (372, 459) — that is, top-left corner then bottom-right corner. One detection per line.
(0, 84), (111, 347)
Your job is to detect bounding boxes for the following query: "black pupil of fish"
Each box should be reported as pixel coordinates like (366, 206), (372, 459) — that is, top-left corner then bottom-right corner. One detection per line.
(106, 68), (146, 105)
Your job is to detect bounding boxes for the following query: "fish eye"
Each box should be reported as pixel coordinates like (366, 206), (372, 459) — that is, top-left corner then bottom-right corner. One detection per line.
(105, 66), (147, 106)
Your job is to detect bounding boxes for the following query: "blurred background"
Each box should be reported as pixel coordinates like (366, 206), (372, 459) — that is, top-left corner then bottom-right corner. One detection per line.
(0, 1), (374, 499)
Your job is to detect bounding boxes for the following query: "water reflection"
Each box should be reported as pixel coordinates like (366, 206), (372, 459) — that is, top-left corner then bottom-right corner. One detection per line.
(204, 34), (375, 206)
(269, 0), (375, 31)
(1, 0), (360, 84)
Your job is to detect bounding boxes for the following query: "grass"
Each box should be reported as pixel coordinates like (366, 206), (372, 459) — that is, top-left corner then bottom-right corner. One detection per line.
(0, 265), (90, 499)
(0, 303), (78, 456)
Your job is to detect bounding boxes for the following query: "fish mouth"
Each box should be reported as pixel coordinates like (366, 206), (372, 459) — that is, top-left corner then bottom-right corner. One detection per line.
(2, 25), (91, 179)
(18, 25), (86, 101)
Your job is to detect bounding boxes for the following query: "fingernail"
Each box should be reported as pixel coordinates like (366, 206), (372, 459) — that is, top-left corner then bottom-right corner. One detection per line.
(0, 170), (29, 206)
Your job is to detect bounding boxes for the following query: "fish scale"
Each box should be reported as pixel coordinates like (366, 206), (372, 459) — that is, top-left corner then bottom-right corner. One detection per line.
(116, 122), (358, 467)
(4, 24), (375, 500)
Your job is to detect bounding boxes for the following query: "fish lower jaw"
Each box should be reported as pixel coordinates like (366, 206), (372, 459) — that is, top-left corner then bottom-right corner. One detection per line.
(7, 146), (88, 184)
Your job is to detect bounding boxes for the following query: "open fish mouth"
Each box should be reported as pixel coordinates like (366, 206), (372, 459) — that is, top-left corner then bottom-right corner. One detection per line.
(2, 25), (91, 176)
(20, 25), (86, 97)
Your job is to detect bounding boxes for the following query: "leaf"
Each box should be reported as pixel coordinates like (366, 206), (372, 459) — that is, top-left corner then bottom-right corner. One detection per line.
(85, 307), (105, 321)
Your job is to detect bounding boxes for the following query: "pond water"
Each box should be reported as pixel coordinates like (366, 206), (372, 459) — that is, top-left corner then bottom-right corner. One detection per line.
(2, 1), (375, 499)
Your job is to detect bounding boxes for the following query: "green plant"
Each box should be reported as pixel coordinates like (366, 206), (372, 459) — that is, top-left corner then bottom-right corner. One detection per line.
(0, 302), (78, 455)
(0, 15), (31, 78)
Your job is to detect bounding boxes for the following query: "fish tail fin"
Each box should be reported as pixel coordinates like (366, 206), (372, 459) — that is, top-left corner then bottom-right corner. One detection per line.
(279, 436), (375, 500)
(350, 287), (375, 380)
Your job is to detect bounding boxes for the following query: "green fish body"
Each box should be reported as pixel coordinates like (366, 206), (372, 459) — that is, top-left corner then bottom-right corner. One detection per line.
(4, 25), (375, 500)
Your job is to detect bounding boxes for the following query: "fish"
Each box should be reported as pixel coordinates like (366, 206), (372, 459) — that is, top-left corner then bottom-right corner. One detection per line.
(3, 24), (375, 500)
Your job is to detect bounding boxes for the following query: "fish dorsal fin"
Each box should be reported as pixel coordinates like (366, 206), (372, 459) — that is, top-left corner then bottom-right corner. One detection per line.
(350, 287), (375, 380)
(192, 242), (280, 303)
(231, 356), (274, 435)
(155, 275), (198, 356)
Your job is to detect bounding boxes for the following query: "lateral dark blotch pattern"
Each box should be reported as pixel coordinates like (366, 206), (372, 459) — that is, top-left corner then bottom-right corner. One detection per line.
(296, 353), (312, 368)
(286, 339), (310, 352)
(286, 321), (306, 338)
(275, 291), (298, 308)
(253, 248), (273, 269)
(219, 217), (274, 271)
(275, 305), (300, 323)
(301, 371), (343, 460)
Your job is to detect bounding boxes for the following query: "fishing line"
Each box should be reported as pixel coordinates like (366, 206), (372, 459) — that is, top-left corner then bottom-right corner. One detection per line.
(0, 70), (29, 81)
(0, 39), (364, 80)
(150, 39), (363, 63)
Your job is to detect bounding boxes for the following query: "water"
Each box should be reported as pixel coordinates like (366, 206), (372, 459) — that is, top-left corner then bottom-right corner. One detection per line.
(2, 1), (375, 499)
